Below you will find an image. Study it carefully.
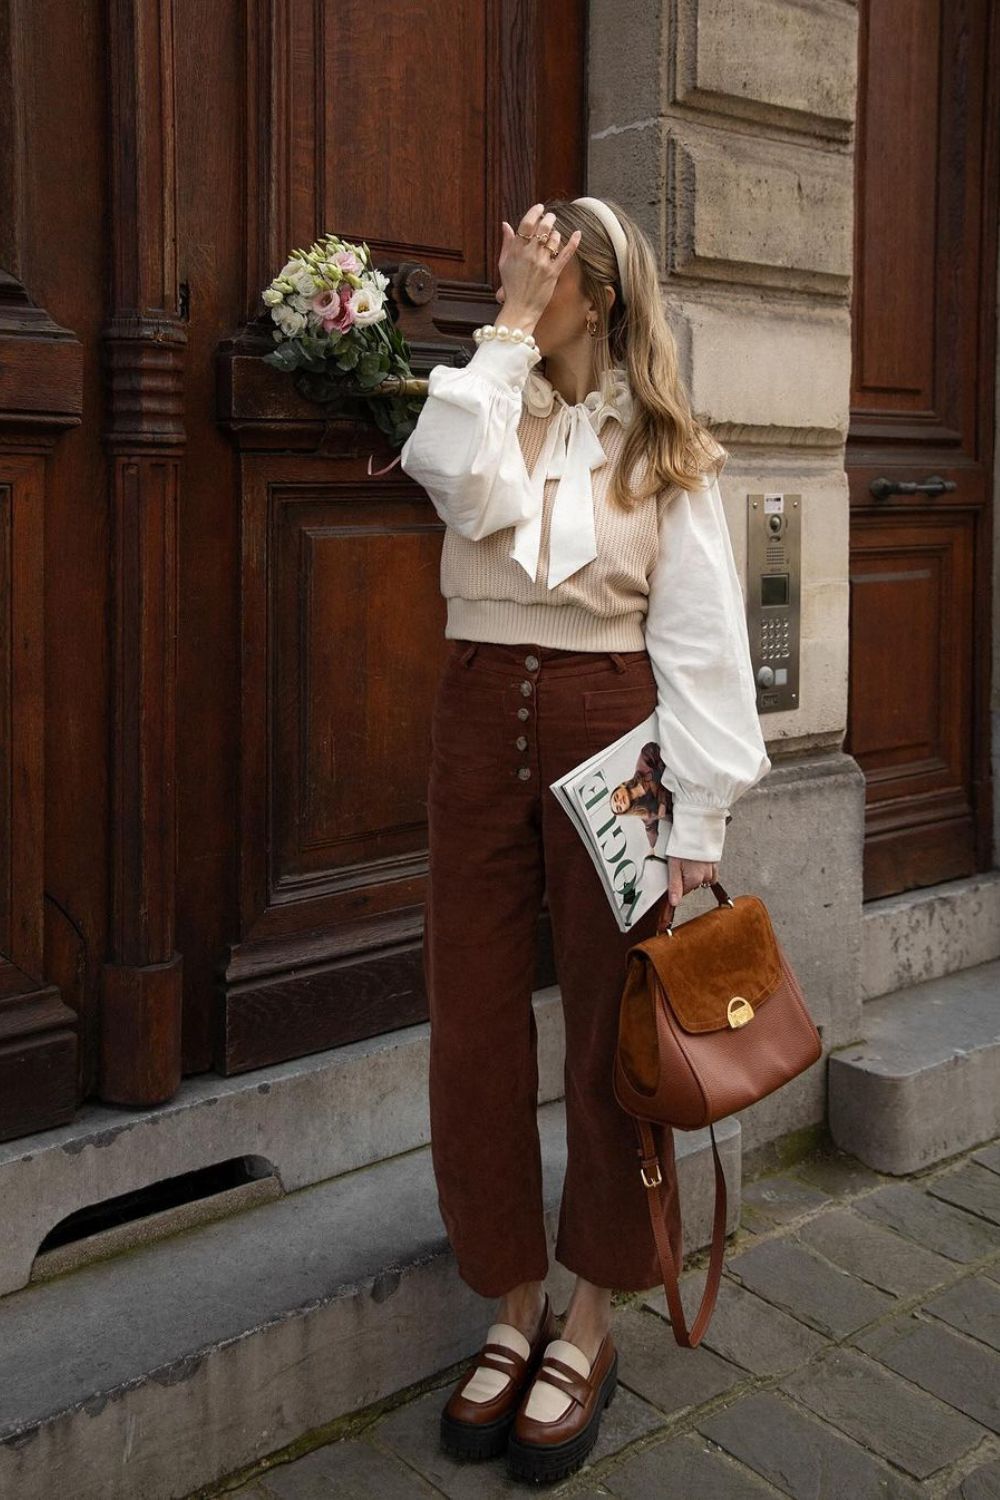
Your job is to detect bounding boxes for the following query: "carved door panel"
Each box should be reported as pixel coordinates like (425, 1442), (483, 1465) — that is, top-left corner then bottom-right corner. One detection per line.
(847, 0), (998, 898)
(212, 0), (585, 1070)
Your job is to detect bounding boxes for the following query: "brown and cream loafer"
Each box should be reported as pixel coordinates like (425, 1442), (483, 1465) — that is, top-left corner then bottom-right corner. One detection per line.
(439, 1291), (559, 1461)
(506, 1330), (619, 1483)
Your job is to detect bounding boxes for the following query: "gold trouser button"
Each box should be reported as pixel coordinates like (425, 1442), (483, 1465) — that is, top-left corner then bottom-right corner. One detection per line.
(517, 766), (532, 781)
(520, 681), (533, 697)
(516, 735), (528, 750)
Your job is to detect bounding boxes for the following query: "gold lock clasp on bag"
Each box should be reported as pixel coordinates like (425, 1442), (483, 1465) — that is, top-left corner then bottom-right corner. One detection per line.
(727, 995), (755, 1028)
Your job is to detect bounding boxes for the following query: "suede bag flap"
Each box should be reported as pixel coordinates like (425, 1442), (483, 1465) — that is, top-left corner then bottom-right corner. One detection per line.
(632, 895), (781, 1033)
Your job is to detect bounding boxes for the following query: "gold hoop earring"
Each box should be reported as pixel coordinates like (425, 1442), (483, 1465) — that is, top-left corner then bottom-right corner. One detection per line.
(586, 314), (598, 337)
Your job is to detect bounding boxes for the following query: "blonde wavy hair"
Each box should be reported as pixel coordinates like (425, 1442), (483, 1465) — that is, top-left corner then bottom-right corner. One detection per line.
(540, 197), (725, 511)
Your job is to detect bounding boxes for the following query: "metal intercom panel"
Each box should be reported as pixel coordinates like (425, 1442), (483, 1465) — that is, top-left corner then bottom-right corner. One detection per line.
(746, 492), (800, 714)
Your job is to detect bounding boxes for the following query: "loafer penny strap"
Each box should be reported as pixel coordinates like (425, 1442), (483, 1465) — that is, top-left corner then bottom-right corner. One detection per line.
(475, 1341), (528, 1380)
(533, 1355), (591, 1409)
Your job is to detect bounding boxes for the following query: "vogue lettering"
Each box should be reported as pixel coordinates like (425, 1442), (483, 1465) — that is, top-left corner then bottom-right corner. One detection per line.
(578, 773), (643, 925)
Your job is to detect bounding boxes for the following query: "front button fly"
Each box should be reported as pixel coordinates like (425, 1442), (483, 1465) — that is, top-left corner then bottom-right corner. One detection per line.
(520, 681), (533, 697)
(524, 654), (540, 671)
(517, 767), (532, 781)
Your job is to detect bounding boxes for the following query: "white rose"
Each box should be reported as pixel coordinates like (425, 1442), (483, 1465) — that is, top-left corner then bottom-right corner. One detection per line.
(348, 285), (387, 326)
(279, 259), (301, 279)
(291, 269), (317, 296)
(262, 287), (284, 306)
(275, 306), (306, 337)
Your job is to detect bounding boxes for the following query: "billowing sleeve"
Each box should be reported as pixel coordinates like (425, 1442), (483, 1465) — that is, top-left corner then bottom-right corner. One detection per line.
(643, 467), (771, 863)
(398, 336), (542, 540)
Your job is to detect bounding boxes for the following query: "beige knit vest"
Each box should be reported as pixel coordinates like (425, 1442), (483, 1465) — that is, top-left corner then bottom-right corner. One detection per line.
(442, 404), (663, 651)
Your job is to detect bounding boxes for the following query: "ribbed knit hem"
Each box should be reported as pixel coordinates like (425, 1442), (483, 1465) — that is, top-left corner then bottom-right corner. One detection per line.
(446, 597), (647, 651)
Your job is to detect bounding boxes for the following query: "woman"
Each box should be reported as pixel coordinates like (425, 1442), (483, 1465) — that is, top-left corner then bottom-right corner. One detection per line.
(399, 197), (770, 1484)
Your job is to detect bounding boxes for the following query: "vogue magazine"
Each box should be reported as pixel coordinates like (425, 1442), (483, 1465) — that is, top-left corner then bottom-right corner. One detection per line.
(550, 713), (675, 932)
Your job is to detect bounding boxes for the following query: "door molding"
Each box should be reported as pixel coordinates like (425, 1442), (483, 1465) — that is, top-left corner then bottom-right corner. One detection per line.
(0, 274), (82, 1142)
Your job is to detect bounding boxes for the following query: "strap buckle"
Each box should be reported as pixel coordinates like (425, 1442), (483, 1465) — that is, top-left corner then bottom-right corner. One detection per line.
(639, 1157), (662, 1188)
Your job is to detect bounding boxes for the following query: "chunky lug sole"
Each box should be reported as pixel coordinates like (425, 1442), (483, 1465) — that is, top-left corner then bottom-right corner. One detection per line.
(505, 1350), (619, 1484)
(439, 1295), (557, 1462)
(440, 1402), (518, 1461)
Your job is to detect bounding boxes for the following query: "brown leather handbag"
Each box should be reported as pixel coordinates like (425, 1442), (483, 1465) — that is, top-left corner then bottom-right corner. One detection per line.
(613, 881), (823, 1348)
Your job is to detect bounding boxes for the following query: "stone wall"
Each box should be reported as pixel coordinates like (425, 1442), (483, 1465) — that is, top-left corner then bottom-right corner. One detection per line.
(587, 0), (864, 1154)
(993, 225), (1000, 866)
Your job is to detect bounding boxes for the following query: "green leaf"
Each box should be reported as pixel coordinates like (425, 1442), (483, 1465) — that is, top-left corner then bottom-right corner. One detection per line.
(265, 341), (303, 372)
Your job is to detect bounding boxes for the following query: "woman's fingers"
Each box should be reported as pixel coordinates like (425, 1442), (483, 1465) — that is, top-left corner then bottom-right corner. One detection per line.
(668, 856), (717, 899)
(496, 205), (583, 322)
(517, 203), (548, 238)
(552, 226), (582, 268)
(504, 205), (580, 271)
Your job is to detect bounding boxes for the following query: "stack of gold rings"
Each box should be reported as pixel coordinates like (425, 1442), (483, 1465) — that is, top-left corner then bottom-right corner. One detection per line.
(517, 226), (560, 259)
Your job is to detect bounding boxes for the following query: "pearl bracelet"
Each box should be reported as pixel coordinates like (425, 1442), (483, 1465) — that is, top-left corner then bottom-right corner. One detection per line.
(472, 322), (539, 352)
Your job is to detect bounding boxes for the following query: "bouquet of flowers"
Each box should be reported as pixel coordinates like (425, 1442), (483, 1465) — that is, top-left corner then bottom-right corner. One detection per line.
(261, 233), (424, 447)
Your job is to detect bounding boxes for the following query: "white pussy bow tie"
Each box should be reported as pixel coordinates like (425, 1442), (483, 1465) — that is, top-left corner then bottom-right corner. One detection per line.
(510, 365), (632, 589)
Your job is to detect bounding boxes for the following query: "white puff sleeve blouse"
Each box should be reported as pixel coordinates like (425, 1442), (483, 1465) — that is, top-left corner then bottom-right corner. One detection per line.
(398, 338), (540, 539)
(646, 472), (772, 863)
(398, 335), (771, 866)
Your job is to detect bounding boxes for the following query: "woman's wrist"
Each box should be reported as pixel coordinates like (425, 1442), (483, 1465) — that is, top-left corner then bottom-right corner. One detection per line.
(491, 306), (540, 335)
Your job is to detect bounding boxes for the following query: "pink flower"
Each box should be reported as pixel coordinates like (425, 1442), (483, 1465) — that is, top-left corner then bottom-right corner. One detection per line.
(312, 288), (340, 320)
(328, 294), (356, 333)
(331, 249), (361, 275)
(312, 286), (355, 334)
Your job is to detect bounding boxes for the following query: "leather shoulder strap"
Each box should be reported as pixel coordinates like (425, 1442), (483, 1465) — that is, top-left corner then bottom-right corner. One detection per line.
(633, 1117), (727, 1348)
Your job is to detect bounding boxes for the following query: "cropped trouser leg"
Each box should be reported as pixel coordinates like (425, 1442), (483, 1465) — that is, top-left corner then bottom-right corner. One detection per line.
(539, 664), (684, 1291)
(424, 639), (683, 1299)
(424, 645), (549, 1297)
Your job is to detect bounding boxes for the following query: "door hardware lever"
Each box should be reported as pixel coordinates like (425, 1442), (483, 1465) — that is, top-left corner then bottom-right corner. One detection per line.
(869, 475), (957, 499)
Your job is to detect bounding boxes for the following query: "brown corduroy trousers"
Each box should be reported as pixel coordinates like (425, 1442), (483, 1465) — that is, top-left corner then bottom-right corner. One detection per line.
(423, 637), (684, 1298)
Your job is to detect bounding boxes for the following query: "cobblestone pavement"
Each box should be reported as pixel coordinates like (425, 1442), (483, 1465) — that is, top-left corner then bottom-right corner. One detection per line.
(214, 1135), (1000, 1498)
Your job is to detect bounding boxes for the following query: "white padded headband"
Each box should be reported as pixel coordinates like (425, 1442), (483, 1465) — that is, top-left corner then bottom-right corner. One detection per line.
(572, 196), (629, 308)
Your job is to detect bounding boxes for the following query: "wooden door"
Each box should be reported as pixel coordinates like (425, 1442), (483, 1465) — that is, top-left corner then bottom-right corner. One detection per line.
(210, 0), (587, 1071)
(847, 0), (998, 899)
(0, 0), (589, 1143)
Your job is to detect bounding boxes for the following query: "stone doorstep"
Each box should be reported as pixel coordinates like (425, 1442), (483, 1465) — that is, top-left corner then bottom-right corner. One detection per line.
(0, 987), (569, 1298)
(828, 956), (1000, 1175)
(861, 869), (1000, 1002)
(0, 1098), (741, 1500)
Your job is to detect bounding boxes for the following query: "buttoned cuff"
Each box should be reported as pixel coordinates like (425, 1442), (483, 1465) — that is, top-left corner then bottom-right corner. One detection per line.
(466, 334), (542, 392)
(664, 802), (729, 863)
